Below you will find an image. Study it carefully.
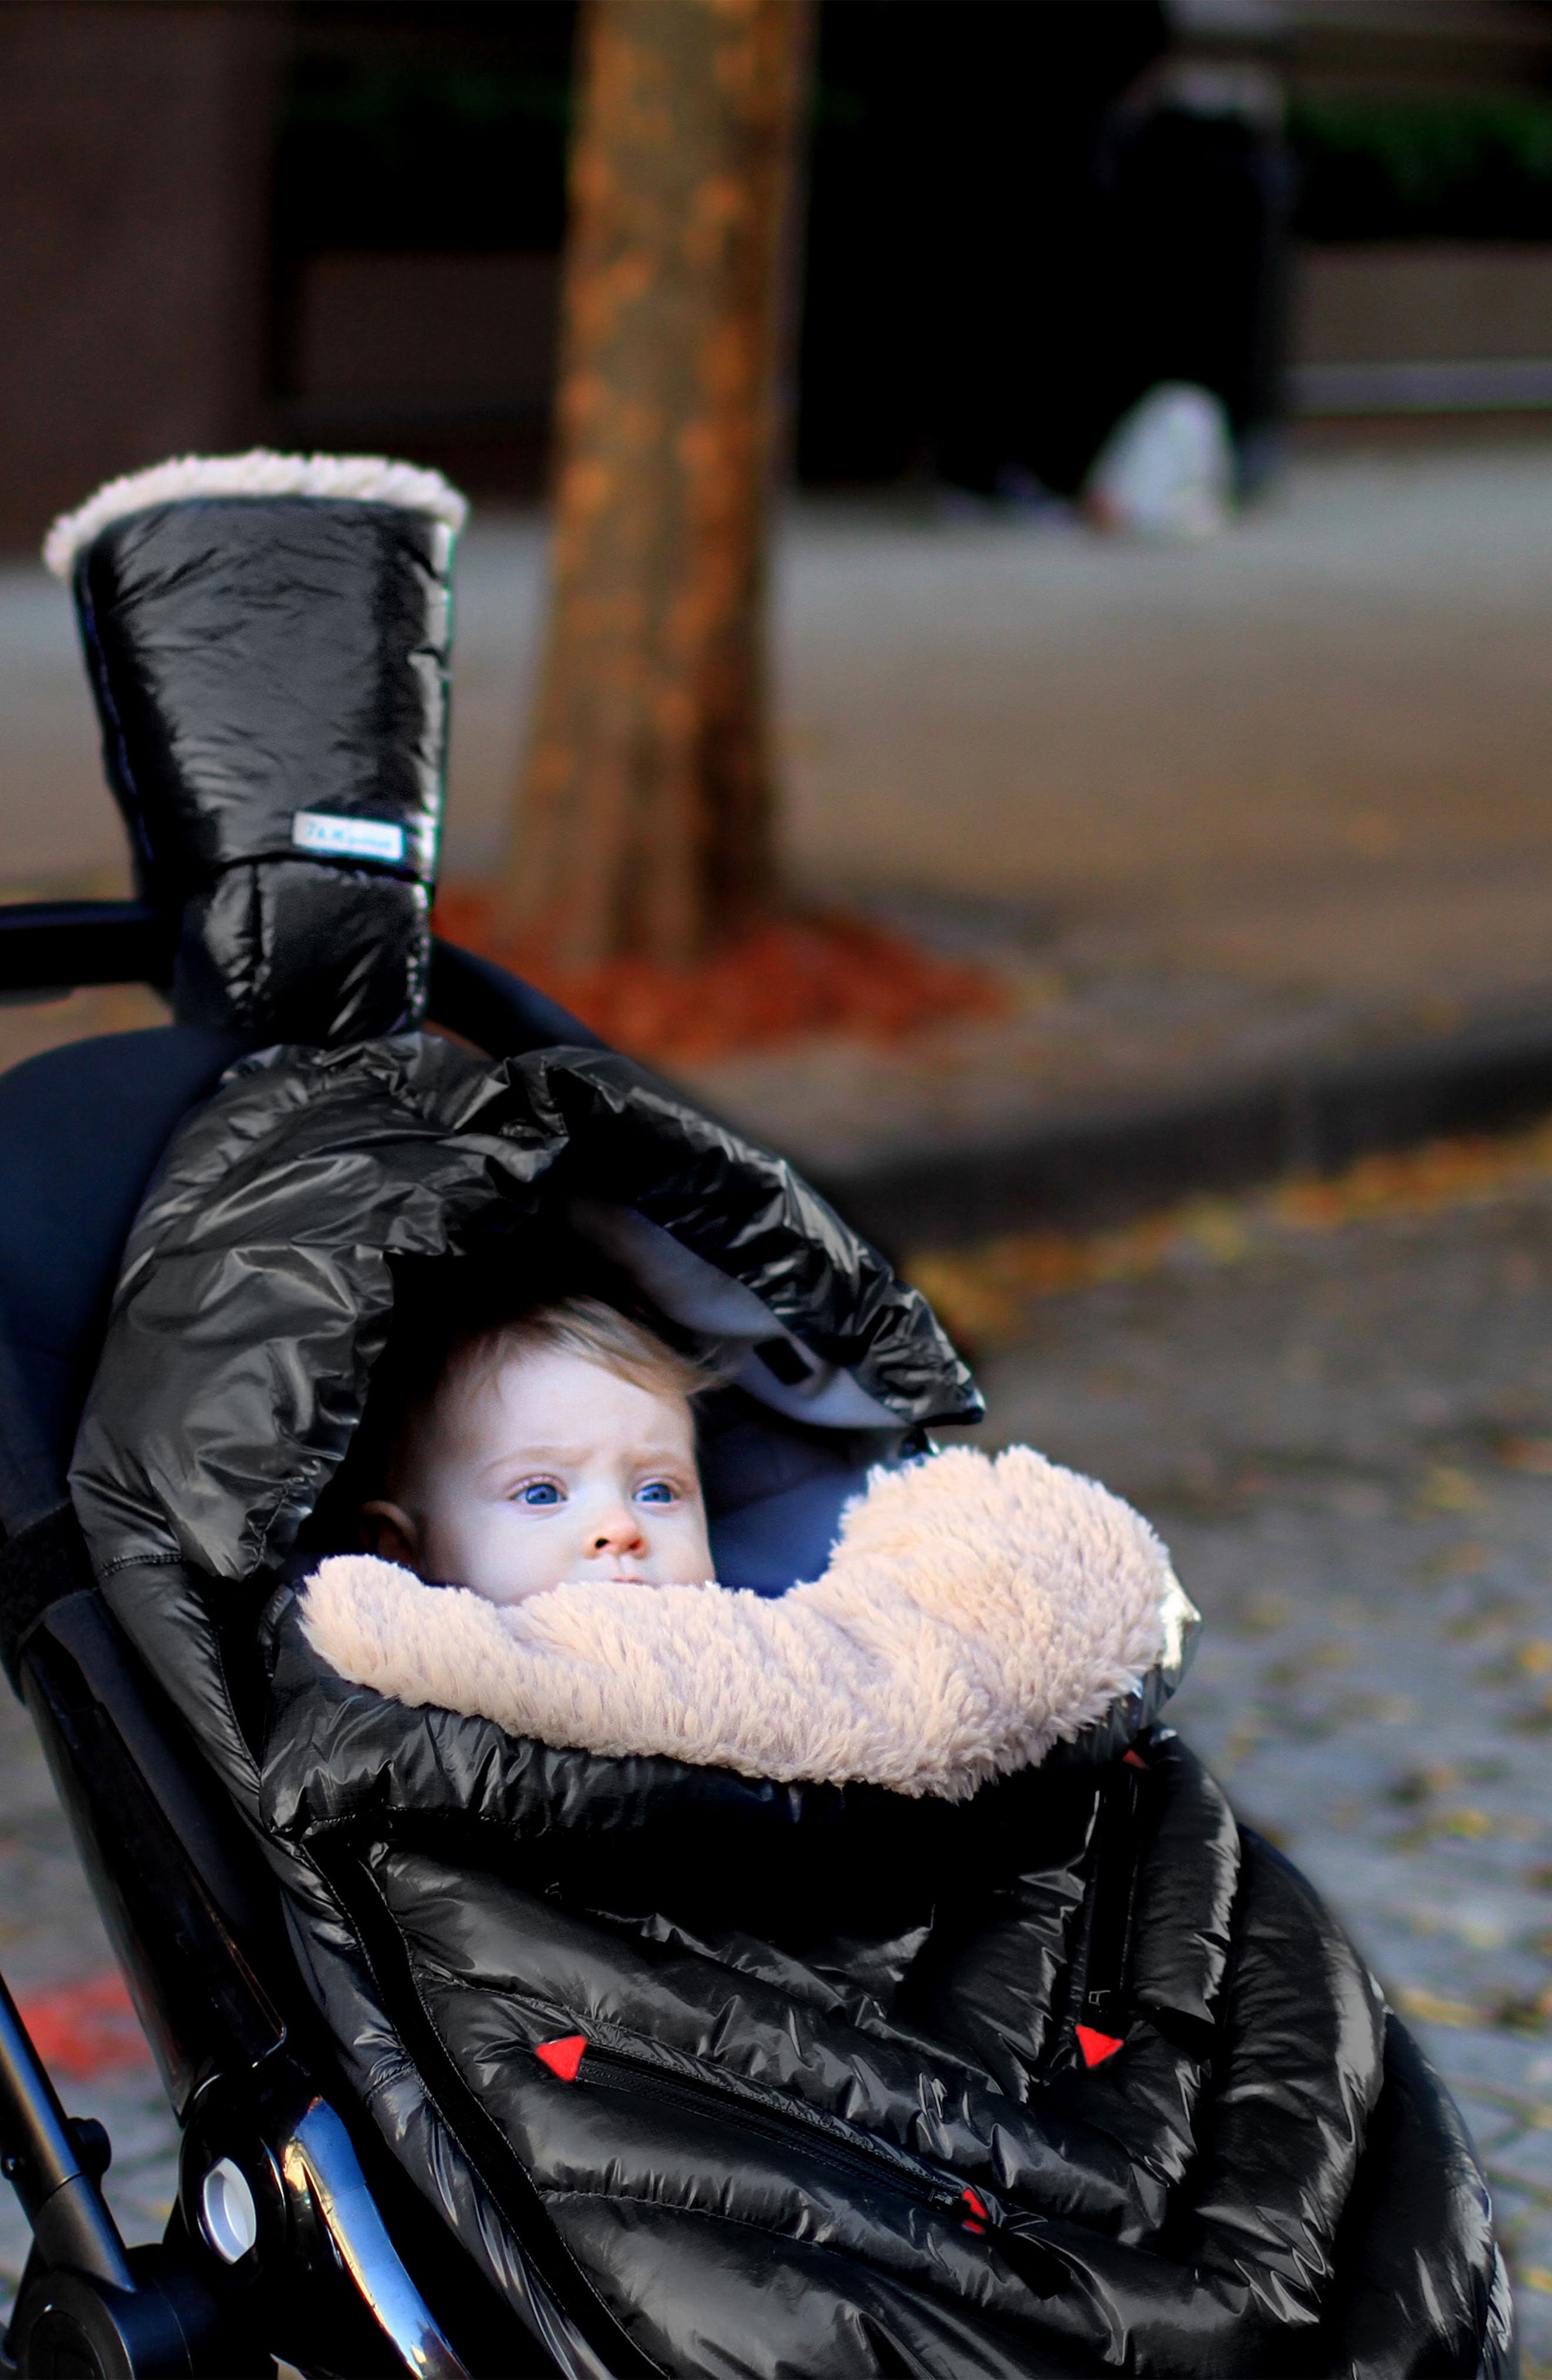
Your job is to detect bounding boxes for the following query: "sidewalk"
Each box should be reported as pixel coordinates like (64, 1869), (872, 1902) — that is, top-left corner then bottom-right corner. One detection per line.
(9, 440), (1552, 1231)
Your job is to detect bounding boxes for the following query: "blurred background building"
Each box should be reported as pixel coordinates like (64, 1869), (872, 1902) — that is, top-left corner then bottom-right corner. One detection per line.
(8, 0), (1552, 550)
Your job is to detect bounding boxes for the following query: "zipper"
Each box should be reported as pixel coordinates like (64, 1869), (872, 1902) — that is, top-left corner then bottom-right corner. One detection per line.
(536, 2031), (995, 2235)
(1064, 1754), (1150, 2068)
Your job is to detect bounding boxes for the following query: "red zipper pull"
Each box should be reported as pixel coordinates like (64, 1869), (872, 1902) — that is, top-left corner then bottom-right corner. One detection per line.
(535, 2034), (587, 2082)
(1075, 2023), (1124, 2067)
(959, 2185), (988, 2234)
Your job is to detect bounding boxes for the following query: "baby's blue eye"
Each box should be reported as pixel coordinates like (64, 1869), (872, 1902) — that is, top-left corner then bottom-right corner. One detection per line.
(637, 1480), (675, 1505)
(519, 1482), (563, 1506)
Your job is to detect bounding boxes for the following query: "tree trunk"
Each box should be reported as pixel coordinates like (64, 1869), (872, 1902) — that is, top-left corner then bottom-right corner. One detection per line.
(496, 0), (808, 969)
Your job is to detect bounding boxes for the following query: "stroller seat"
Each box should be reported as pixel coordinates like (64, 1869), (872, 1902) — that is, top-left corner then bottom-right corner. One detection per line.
(0, 455), (1517, 2380)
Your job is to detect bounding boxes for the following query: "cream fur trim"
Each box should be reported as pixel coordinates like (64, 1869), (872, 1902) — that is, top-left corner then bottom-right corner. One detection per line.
(299, 1447), (1189, 1801)
(44, 450), (468, 578)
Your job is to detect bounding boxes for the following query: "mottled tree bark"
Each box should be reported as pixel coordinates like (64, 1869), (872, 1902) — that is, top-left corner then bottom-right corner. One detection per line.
(497, 0), (808, 967)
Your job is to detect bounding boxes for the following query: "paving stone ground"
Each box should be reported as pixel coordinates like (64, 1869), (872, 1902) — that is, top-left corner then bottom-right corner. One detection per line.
(0, 1156), (1548, 2368)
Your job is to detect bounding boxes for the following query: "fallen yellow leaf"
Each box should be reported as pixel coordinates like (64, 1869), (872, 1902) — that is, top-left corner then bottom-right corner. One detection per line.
(1416, 1465), (1484, 1516)
(1440, 1808), (1495, 1839)
(1393, 1987), (1481, 2030)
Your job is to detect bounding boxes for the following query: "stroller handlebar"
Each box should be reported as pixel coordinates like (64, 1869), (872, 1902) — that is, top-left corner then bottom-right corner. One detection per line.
(0, 903), (171, 1005)
(0, 904), (607, 1064)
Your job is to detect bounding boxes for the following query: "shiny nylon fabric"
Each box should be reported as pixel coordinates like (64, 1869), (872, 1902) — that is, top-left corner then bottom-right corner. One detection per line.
(259, 1611), (1503, 2379)
(73, 496), (451, 1041)
(70, 1032), (980, 1584)
(71, 1035), (1507, 2378)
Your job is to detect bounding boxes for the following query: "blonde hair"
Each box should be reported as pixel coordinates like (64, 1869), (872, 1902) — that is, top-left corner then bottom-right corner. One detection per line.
(383, 1296), (718, 1497)
(450, 1296), (715, 1408)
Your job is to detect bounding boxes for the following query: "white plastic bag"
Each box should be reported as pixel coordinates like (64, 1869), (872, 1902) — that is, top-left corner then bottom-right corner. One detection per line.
(1085, 382), (1235, 541)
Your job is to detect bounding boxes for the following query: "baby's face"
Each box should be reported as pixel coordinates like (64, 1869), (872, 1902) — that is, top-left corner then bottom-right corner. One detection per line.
(365, 1345), (713, 1606)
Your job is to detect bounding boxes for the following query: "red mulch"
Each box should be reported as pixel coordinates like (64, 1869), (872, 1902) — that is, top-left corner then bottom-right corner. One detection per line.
(17, 1973), (152, 2080)
(433, 890), (1009, 1066)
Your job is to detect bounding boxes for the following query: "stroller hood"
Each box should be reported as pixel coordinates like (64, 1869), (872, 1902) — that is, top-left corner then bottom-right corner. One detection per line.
(71, 1031), (980, 1589)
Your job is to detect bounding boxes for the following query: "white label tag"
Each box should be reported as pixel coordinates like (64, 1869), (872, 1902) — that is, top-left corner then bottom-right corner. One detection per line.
(292, 810), (406, 865)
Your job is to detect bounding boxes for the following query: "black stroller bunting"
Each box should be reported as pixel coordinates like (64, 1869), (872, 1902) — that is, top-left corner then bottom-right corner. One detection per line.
(0, 456), (1518, 2379)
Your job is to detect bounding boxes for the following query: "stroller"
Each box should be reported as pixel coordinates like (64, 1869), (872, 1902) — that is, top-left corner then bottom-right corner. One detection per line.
(0, 454), (1517, 2379)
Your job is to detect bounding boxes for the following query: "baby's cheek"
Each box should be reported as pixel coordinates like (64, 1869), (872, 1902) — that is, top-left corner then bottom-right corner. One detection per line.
(414, 1502), (465, 1585)
(677, 1504), (715, 1580)
(422, 1500), (533, 1597)
(463, 1517), (554, 1602)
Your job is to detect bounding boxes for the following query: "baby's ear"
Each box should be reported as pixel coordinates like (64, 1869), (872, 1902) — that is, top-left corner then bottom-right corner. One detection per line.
(359, 1500), (421, 1572)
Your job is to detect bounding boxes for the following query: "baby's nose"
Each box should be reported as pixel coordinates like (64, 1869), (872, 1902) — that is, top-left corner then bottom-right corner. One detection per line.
(591, 1505), (647, 1555)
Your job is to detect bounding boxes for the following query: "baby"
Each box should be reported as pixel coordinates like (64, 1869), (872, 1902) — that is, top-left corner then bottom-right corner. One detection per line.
(359, 1296), (715, 1606)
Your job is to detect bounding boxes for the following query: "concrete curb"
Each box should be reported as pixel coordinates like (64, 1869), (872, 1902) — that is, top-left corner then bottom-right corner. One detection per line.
(814, 1008), (1552, 1252)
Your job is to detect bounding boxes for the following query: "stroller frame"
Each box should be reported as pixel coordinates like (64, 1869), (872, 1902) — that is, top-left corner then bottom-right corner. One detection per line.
(0, 897), (601, 2379)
